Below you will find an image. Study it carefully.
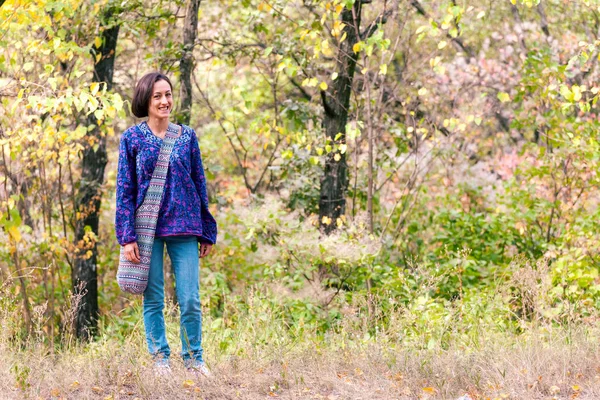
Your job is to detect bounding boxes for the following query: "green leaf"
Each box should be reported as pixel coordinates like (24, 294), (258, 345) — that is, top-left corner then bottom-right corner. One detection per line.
(497, 92), (510, 103)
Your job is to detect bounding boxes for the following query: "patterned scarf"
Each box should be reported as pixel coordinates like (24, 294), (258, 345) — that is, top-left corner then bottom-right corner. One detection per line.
(117, 122), (179, 294)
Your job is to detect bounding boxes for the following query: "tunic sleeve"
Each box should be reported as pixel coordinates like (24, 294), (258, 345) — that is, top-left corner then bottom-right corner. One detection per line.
(190, 129), (218, 245)
(115, 130), (138, 246)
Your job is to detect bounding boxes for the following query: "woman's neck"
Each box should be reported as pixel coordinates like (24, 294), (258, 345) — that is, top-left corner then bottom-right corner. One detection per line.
(147, 117), (170, 138)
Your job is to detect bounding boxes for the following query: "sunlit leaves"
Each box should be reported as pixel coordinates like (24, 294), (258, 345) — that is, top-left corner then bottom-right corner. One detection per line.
(330, 20), (345, 37)
(301, 77), (319, 87)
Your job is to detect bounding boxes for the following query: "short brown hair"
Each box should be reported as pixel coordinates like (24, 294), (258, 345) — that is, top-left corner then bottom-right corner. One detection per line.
(131, 72), (173, 118)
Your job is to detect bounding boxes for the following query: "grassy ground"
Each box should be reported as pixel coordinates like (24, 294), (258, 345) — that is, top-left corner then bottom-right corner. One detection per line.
(3, 305), (600, 400)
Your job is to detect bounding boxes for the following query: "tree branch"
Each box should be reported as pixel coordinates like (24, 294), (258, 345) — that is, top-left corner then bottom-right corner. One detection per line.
(537, 3), (550, 37)
(359, 0), (398, 41)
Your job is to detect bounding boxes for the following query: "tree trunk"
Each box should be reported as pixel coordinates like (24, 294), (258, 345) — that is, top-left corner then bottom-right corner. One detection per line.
(318, 1), (363, 234)
(72, 9), (120, 341)
(179, 0), (201, 125)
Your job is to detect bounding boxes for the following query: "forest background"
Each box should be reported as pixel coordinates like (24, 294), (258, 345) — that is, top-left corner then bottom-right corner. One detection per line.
(2, 0), (600, 399)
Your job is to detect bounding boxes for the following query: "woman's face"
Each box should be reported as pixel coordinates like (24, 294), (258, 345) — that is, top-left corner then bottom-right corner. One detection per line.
(147, 79), (173, 120)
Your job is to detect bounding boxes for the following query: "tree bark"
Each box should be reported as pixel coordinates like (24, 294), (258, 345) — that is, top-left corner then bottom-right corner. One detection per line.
(318, 1), (363, 234)
(72, 8), (120, 341)
(179, 0), (201, 125)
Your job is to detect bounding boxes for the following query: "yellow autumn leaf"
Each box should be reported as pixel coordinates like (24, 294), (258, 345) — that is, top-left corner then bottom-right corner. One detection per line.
(422, 387), (436, 394)
(353, 42), (362, 53)
(182, 379), (194, 388)
(105, 106), (116, 119)
(90, 82), (99, 96)
(321, 40), (333, 57)
(257, 2), (271, 11)
(8, 226), (21, 243)
(320, 81), (328, 90)
(94, 36), (102, 48)
(331, 20), (344, 37)
(379, 63), (387, 75)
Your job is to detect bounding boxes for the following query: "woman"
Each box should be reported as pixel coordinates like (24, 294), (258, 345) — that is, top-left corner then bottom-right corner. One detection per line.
(115, 72), (217, 376)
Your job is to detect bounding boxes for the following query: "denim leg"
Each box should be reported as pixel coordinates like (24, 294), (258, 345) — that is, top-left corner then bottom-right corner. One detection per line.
(142, 237), (170, 360)
(165, 236), (203, 363)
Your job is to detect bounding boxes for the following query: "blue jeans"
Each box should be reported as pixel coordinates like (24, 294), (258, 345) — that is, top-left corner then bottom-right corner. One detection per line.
(143, 235), (203, 364)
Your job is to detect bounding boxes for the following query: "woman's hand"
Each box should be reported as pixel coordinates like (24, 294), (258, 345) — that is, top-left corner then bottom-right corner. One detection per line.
(124, 242), (141, 263)
(200, 243), (213, 258)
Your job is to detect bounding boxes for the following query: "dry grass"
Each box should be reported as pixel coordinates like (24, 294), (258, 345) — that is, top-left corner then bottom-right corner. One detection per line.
(2, 317), (600, 400)
(3, 257), (600, 399)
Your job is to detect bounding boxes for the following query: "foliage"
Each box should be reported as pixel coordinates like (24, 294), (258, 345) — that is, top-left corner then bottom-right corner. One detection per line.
(1, 0), (600, 374)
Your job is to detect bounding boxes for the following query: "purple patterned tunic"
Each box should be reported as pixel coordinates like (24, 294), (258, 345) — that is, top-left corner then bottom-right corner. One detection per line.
(115, 121), (217, 246)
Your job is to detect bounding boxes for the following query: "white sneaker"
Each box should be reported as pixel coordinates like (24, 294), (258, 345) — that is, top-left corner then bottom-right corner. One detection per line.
(153, 359), (172, 377)
(186, 361), (212, 377)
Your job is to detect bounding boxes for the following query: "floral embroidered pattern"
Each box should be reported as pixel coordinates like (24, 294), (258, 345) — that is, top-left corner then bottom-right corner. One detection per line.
(115, 121), (218, 246)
